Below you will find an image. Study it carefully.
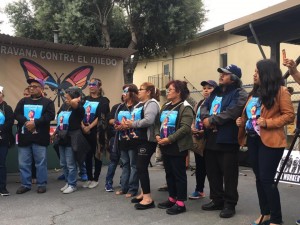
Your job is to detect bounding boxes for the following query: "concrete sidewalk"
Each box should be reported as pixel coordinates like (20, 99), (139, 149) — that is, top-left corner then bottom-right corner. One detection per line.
(1, 163), (299, 225)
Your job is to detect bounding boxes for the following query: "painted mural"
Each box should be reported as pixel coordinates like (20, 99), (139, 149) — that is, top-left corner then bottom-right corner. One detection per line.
(20, 58), (93, 106)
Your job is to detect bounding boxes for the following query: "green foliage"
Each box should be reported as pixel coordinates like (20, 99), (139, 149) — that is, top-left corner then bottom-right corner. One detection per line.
(5, 0), (206, 57)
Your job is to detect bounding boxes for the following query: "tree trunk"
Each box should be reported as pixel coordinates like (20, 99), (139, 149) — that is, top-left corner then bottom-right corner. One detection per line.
(101, 20), (110, 48)
(123, 18), (138, 84)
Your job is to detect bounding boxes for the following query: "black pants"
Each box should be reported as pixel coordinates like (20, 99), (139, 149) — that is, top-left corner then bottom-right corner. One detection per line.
(205, 146), (239, 206)
(85, 133), (102, 182)
(248, 135), (283, 224)
(136, 141), (156, 194)
(163, 153), (187, 201)
(194, 152), (206, 192)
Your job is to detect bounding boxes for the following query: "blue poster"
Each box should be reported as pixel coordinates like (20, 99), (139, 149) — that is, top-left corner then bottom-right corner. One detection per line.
(22, 104), (43, 134)
(160, 111), (178, 138)
(195, 107), (203, 130)
(245, 97), (261, 135)
(130, 106), (143, 139)
(57, 111), (72, 131)
(117, 110), (131, 140)
(210, 96), (222, 115)
(0, 111), (5, 125)
(83, 100), (99, 124)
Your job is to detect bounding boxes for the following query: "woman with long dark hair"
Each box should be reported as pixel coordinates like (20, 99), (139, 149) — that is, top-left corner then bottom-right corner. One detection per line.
(155, 80), (194, 215)
(237, 59), (295, 225)
(125, 82), (160, 210)
(81, 78), (110, 189)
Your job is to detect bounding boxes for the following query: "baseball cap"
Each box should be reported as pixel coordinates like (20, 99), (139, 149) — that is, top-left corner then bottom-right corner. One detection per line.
(217, 64), (242, 78)
(200, 80), (218, 88)
(0, 86), (3, 93)
(27, 78), (45, 88)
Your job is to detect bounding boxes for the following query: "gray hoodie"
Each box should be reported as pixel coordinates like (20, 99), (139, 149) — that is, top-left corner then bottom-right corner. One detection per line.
(131, 98), (160, 142)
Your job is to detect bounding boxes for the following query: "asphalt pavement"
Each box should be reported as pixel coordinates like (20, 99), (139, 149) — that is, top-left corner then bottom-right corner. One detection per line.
(1, 158), (299, 225)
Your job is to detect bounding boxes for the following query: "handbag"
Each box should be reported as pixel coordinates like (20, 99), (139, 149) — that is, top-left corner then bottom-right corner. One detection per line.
(191, 135), (206, 156)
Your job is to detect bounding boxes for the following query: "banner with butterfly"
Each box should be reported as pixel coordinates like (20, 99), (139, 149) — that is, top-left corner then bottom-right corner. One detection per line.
(20, 58), (94, 107)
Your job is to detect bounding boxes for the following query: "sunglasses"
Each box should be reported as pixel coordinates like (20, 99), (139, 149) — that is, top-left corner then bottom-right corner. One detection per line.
(88, 82), (98, 87)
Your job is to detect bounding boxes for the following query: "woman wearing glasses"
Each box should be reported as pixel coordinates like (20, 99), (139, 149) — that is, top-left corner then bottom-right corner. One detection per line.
(81, 78), (110, 189)
(125, 82), (160, 210)
(115, 84), (139, 198)
(155, 80), (194, 215)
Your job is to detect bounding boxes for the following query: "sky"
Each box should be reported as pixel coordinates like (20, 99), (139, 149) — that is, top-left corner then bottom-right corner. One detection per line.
(0, 0), (286, 35)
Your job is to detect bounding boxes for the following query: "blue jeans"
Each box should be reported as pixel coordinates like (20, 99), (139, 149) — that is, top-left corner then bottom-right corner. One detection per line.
(18, 144), (48, 188)
(59, 146), (77, 187)
(79, 162), (87, 177)
(120, 148), (138, 195)
(106, 160), (119, 185)
(0, 146), (8, 189)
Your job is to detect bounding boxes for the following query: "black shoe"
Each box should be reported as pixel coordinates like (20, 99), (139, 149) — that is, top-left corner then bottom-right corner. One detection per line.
(219, 207), (236, 218)
(0, 188), (10, 196)
(37, 186), (46, 194)
(158, 200), (176, 209)
(16, 186), (31, 194)
(202, 200), (224, 211)
(131, 197), (143, 203)
(166, 204), (186, 215)
(134, 201), (155, 210)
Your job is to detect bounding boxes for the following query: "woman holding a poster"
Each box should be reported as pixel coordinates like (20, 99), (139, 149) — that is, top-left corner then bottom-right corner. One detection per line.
(236, 59), (295, 225)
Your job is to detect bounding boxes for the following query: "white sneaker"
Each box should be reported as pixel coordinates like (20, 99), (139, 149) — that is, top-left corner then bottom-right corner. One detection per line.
(88, 181), (99, 189)
(63, 186), (77, 194)
(60, 183), (68, 192)
(82, 181), (92, 188)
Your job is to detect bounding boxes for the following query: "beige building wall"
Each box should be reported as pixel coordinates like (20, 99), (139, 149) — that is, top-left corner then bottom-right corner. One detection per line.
(134, 29), (300, 104)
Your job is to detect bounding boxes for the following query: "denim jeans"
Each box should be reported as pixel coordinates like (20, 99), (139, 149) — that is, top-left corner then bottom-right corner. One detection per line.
(0, 146), (8, 189)
(59, 146), (77, 187)
(106, 160), (119, 186)
(248, 135), (284, 224)
(18, 144), (48, 188)
(79, 162), (87, 177)
(120, 148), (138, 195)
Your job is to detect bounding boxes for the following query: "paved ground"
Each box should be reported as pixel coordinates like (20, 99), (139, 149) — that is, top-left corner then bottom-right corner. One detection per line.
(1, 160), (299, 225)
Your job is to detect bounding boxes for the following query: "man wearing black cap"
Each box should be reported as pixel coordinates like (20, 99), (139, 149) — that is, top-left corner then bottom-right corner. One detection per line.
(14, 78), (55, 194)
(200, 64), (247, 218)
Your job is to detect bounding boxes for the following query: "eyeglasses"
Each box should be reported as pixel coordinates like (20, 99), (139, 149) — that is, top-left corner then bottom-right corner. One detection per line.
(138, 88), (146, 91)
(28, 85), (41, 89)
(166, 88), (175, 93)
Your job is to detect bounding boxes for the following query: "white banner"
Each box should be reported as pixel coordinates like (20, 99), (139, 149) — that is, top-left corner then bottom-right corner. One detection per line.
(276, 150), (300, 185)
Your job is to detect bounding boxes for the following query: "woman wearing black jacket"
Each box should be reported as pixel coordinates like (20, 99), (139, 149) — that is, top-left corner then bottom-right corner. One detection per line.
(0, 86), (14, 196)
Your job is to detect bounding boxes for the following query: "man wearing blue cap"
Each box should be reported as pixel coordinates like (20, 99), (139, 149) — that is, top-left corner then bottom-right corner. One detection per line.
(14, 78), (55, 194)
(200, 64), (247, 218)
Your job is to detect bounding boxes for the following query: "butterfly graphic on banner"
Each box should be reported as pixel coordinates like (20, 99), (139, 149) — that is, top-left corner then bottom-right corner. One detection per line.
(20, 58), (94, 106)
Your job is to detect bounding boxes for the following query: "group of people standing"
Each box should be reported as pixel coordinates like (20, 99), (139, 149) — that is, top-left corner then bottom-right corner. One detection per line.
(0, 57), (299, 225)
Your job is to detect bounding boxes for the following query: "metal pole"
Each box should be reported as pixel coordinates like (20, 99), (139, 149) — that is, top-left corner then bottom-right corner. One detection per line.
(249, 23), (267, 59)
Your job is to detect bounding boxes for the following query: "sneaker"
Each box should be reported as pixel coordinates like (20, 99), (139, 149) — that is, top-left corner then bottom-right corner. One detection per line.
(105, 184), (114, 192)
(37, 186), (47, 194)
(296, 219), (300, 225)
(80, 174), (88, 182)
(0, 188), (10, 196)
(88, 181), (99, 189)
(83, 181), (92, 188)
(60, 183), (69, 192)
(57, 174), (65, 180)
(189, 191), (205, 200)
(16, 186), (31, 194)
(63, 186), (77, 194)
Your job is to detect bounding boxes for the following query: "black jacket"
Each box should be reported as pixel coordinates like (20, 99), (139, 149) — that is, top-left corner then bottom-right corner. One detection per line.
(0, 101), (14, 146)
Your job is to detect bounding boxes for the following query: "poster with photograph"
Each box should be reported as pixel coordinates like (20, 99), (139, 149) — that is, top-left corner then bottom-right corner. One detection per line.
(83, 100), (99, 124)
(276, 150), (300, 185)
